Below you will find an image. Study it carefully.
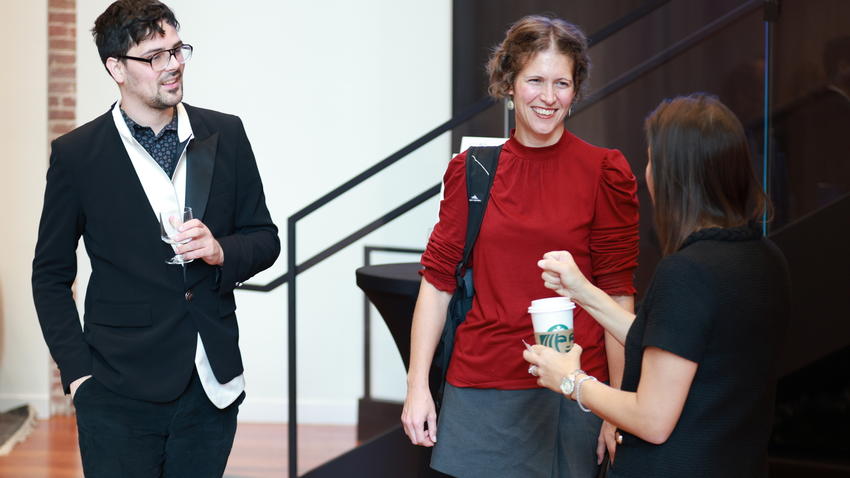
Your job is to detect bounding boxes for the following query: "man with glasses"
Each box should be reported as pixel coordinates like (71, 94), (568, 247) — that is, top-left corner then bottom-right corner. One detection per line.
(31, 1), (279, 476)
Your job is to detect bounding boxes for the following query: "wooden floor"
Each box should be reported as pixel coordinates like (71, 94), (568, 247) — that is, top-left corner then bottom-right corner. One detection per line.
(0, 416), (357, 477)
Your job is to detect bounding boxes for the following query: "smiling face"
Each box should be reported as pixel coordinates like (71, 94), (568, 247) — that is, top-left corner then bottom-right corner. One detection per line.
(106, 21), (185, 118)
(510, 47), (576, 147)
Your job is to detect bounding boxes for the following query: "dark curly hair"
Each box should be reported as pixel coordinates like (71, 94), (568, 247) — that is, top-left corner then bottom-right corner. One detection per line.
(92, 0), (179, 66)
(486, 15), (590, 102)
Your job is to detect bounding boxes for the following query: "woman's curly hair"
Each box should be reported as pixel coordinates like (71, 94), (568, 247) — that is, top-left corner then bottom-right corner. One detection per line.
(486, 15), (590, 102)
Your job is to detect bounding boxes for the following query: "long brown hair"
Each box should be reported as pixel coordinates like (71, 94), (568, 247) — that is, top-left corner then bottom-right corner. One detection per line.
(645, 93), (769, 255)
(486, 15), (590, 102)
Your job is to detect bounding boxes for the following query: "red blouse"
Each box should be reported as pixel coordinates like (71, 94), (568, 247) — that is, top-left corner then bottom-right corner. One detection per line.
(421, 129), (639, 389)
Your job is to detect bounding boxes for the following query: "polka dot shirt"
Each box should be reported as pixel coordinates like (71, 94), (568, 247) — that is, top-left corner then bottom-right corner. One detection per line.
(120, 108), (181, 178)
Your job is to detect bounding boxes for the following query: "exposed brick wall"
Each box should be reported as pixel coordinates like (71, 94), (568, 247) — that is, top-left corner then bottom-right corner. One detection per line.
(48, 0), (76, 143)
(48, 0), (76, 416)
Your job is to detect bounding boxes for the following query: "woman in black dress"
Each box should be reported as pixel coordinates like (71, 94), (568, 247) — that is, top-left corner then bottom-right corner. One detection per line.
(524, 93), (790, 477)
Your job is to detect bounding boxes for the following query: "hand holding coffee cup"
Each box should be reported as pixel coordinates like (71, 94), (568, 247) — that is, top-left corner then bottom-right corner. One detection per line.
(523, 343), (584, 393)
(538, 250), (591, 302)
(528, 297), (575, 353)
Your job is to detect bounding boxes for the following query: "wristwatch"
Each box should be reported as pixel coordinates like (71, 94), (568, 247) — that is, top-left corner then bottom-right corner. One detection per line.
(559, 369), (585, 397)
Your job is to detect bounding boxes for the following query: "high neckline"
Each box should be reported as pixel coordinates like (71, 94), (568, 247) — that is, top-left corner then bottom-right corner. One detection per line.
(503, 127), (574, 159)
(680, 223), (761, 250)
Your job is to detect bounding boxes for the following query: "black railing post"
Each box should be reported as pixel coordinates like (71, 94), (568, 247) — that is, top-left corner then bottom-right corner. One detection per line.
(762, 0), (778, 235)
(363, 247), (372, 401)
(288, 217), (297, 478)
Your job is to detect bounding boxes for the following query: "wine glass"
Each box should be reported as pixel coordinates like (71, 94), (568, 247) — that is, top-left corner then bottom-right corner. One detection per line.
(159, 207), (194, 265)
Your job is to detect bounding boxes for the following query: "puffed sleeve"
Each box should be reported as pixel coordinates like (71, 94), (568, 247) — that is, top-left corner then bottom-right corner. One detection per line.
(590, 150), (639, 296)
(420, 152), (468, 293)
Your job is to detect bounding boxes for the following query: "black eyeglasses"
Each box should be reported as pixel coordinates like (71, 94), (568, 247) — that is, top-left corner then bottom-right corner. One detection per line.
(117, 44), (193, 72)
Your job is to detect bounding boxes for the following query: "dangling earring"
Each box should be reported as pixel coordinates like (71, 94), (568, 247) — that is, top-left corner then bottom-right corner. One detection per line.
(568, 105), (572, 118)
(506, 97), (514, 111)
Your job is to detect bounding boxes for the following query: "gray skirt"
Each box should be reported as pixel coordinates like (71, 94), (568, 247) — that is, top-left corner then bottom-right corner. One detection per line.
(431, 383), (602, 478)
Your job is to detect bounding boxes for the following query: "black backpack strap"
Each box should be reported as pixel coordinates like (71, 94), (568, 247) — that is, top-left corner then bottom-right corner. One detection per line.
(429, 144), (503, 411)
(455, 145), (502, 285)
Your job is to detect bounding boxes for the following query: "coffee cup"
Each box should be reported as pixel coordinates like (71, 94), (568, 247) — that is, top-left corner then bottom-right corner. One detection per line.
(528, 297), (575, 353)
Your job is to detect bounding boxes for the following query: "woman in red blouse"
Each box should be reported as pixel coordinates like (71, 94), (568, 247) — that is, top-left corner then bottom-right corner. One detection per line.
(402, 15), (639, 477)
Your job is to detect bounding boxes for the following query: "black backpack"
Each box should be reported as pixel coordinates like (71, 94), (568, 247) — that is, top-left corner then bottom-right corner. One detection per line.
(430, 144), (502, 410)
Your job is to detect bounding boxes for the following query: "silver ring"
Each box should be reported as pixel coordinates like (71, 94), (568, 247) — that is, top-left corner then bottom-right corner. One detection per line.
(528, 365), (539, 377)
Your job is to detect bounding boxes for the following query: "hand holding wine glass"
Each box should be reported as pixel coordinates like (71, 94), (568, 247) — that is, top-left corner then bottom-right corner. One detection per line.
(159, 207), (194, 265)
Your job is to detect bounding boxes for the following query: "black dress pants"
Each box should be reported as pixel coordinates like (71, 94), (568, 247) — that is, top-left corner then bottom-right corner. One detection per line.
(73, 369), (244, 478)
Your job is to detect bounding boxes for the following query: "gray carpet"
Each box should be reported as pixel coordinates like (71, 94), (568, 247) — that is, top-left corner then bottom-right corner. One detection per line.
(0, 404), (36, 455)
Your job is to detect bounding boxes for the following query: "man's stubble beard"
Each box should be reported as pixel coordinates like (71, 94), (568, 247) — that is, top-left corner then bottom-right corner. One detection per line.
(150, 74), (183, 109)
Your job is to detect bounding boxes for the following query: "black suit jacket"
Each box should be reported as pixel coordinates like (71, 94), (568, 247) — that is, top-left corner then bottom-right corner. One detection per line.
(32, 104), (280, 402)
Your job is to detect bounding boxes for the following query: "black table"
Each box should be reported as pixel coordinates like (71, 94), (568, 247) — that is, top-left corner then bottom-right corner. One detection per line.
(349, 262), (448, 478)
(355, 262), (423, 370)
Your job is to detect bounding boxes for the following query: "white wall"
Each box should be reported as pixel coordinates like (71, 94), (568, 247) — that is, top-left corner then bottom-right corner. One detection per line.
(75, 0), (452, 423)
(0, 1), (50, 417)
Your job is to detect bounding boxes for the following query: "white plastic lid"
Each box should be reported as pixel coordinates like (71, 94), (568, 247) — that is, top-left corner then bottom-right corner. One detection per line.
(528, 296), (576, 314)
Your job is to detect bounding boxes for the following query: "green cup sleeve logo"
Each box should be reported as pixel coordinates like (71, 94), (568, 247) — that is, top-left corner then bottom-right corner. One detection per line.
(536, 329), (575, 353)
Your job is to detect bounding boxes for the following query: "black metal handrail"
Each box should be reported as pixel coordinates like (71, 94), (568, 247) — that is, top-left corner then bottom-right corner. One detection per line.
(586, 0), (671, 46)
(575, 0), (762, 114)
(238, 184), (442, 293)
(228, 1), (773, 475)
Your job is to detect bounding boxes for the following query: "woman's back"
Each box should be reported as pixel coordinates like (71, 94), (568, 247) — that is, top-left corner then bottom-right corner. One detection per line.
(614, 225), (791, 477)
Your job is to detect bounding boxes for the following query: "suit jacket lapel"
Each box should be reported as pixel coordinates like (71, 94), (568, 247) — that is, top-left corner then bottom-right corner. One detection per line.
(102, 110), (166, 234)
(184, 106), (218, 222)
(96, 110), (180, 287)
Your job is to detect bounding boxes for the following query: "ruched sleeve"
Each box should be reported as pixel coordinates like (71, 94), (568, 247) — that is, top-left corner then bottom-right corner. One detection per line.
(420, 152), (468, 293)
(590, 150), (639, 296)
